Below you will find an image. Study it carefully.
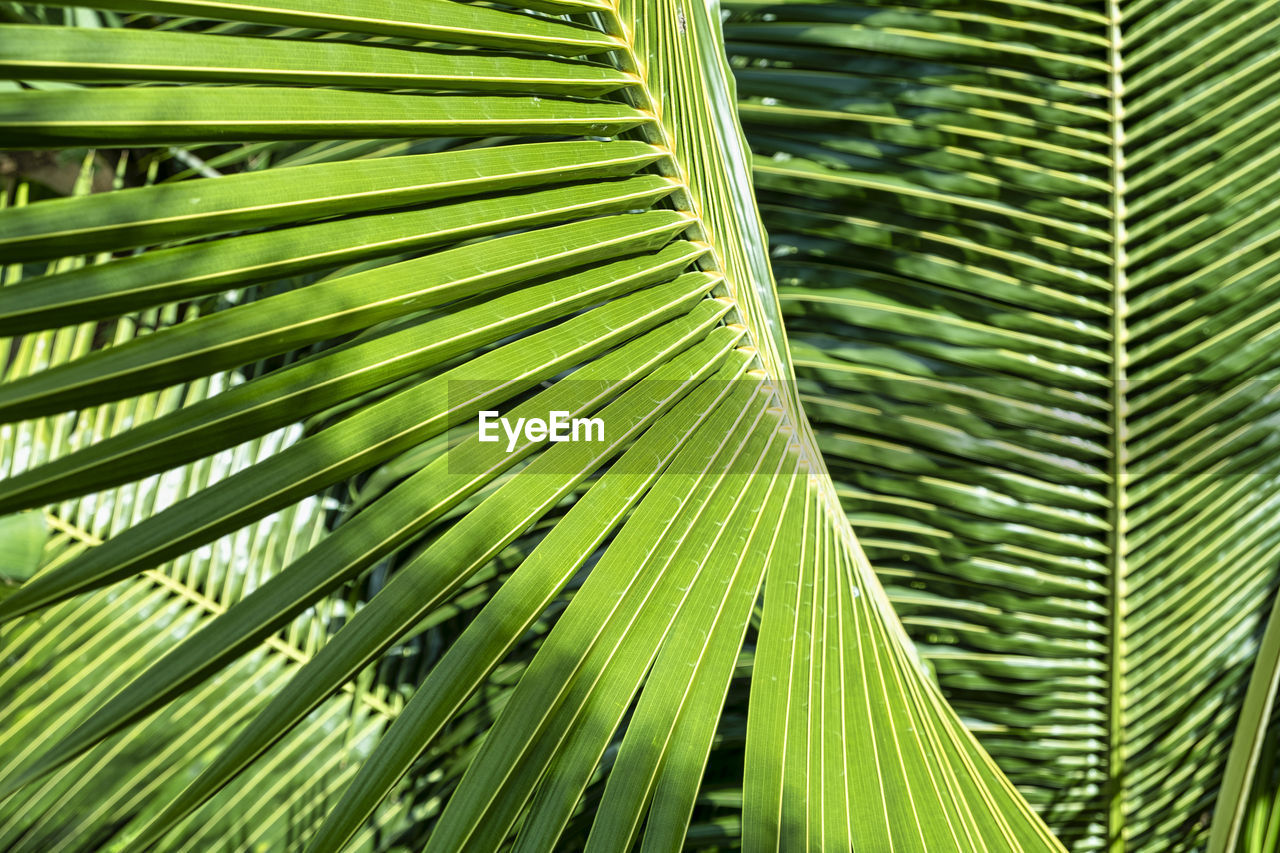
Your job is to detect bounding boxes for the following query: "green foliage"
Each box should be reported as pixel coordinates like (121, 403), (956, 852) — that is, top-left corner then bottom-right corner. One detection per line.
(1, 1), (1277, 852)
(722, 0), (1280, 849)
(0, 2), (1061, 851)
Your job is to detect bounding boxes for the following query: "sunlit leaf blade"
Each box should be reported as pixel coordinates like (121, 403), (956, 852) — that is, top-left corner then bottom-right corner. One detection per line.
(0, 512), (45, 585)
(0, 272), (715, 622)
(0, 88), (651, 148)
(0, 26), (634, 94)
(0, 241), (703, 512)
(27, 0), (624, 55)
(125, 324), (747, 850)
(0, 167), (674, 334)
(0, 141), (661, 263)
(1210, 593), (1280, 853)
(308, 351), (758, 853)
(0, 2), (1064, 852)
(0, 155), (384, 853)
(421, 376), (784, 852)
(0, 210), (692, 419)
(587, 443), (802, 853)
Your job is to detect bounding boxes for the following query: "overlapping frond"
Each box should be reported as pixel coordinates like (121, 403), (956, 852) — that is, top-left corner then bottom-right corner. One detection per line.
(0, 2), (1058, 852)
(0, 157), (418, 850)
(722, 0), (1280, 849)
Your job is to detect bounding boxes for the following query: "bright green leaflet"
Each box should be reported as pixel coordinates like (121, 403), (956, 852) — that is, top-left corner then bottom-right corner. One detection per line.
(0, 1), (1072, 851)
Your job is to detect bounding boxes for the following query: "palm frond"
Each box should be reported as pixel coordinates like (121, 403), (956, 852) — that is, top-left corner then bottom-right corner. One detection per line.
(0, 153), (408, 851)
(0, 2), (1058, 851)
(722, 0), (1280, 849)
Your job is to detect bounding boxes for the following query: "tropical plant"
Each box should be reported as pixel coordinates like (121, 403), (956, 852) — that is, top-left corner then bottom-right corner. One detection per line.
(0, 1), (1062, 851)
(0, 2), (1275, 853)
(718, 1), (1280, 850)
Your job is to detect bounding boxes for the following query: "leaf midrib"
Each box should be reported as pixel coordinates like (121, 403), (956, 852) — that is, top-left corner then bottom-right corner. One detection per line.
(1105, 1), (1130, 849)
(592, 1), (859, 559)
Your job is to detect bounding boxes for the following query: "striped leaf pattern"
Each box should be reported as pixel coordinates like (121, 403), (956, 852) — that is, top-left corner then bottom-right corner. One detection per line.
(0, 158), (420, 851)
(723, 0), (1280, 850)
(0, 2), (1061, 852)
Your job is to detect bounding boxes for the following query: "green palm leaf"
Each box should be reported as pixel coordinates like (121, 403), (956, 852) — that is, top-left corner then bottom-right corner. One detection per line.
(720, 0), (1280, 849)
(0, 3), (1059, 852)
(1, 151), (396, 852)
